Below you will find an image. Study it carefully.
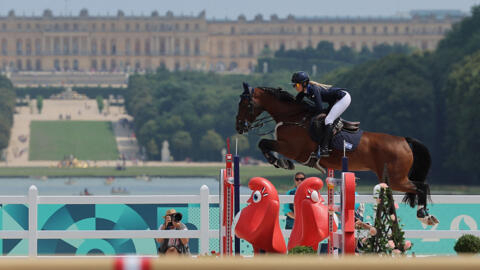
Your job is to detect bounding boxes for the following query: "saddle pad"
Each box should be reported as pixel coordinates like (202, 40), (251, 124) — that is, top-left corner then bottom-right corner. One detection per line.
(331, 129), (364, 152)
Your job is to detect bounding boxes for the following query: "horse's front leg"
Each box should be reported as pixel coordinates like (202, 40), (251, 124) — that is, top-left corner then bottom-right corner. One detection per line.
(258, 139), (295, 170)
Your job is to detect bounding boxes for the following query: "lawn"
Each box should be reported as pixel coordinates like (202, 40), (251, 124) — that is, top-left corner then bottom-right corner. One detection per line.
(29, 121), (119, 160)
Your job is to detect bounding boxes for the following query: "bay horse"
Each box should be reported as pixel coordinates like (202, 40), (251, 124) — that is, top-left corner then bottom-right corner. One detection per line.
(235, 83), (438, 226)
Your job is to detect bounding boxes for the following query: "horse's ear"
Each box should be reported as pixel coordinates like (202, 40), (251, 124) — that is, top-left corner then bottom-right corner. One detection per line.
(242, 82), (250, 94)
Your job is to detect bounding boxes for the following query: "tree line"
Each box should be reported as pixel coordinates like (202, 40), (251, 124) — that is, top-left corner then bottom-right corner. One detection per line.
(0, 76), (16, 154)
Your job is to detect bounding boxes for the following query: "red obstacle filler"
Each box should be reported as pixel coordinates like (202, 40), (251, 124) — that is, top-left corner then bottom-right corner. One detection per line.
(221, 153), (234, 255)
(326, 168), (356, 255)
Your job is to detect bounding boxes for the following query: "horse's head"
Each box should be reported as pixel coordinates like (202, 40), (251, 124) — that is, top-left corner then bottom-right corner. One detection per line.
(235, 82), (263, 134)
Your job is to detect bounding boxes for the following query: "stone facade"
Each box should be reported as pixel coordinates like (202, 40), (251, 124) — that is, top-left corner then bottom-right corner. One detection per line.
(0, 9), (465, 74)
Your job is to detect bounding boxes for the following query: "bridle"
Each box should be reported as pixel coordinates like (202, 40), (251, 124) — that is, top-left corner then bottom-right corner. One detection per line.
(237, 85), (307, 135)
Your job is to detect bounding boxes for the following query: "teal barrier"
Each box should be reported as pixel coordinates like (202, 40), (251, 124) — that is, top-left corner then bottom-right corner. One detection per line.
(0, 200), (478, 255)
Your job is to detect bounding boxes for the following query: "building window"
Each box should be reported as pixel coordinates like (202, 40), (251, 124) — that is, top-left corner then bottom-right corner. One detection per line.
(318, 26), (323, 34)
(296, 41), (302, 49)
(195, 24), (199, 31)
(135, 23), (140, 31)
(91, 39), (97, 55)
(26, 39), (32, 55)
(174, 38), (180, 55)
(63, 23), (69, 31)
(194, 38), (200, 56)
(91, 23), (96, 31)
(247, 42), (254, 57)
(351, 26), (356, 35)
(91, 59), (97, 70)
(145, 39), (151, 55)
(72, 38), (79, 55)
(55, 23), (60, 31)
(230, 41), (236, 57)
(63, 37), (70, 55)
(63, 59), (69, 70)
(184, 39), (190, 56)
(26, 59), (32, 70)
(73, 24), (78, 31)
(2, 39), (7, 56)
(36, 23), (41, 30)
(111, 59), (116, 71)
(297, 26), (302, 33)
(340, 26), (345, 34)
(126, 23), (130, 31)
(102, 23), (106, 31)
(394, 26), (399, 34)
(383, 26), (388, 34)
(373, 26), (377, 34)
(73, 59), (79, 71)
(101, 39), (107, 55)
(35, 59), (42, 70)
(54, 59), (60, 71)
(362, 26), (366, 34)
(26, 24), (31, 30)
(35, 39), (41, 55)
(101, 59), (107, 71)
(125, 39), (131, 55)
(135, 39), (141, 55)
(308, 26), (313, 34)
(185, 24), (189, 31)
(405, 26), (410, 34)
(111, 23), (115, 31)
(17, 59), (22, 70)
(16, 39), (23, 55)
(230, 26), (235, 34)
(160, 38), (166, 55)
(17, 23), (22, 30)
(329, 26), (334, 34)
(2, 23), (6, 30)
(111, 39), (116, 55)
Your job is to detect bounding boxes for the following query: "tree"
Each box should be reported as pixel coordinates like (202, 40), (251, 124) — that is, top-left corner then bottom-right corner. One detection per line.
(444, 51), (480, 182)
(199, 130), (224, 161)
(146, 139), (159, 160)
(36, 95), (43, 114)
(171, 130), (193, 160)
(96, 95), (104, 113)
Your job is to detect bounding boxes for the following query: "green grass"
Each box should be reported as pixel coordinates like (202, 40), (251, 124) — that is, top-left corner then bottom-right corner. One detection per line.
(0, 165), (478, 194)
(29, 121), (119, 160)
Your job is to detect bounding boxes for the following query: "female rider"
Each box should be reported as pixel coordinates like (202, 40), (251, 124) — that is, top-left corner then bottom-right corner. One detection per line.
(291, 71), (351, 157)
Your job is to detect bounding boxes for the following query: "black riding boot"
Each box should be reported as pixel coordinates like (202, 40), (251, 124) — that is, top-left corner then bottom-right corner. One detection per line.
(319, 124), (334, 157)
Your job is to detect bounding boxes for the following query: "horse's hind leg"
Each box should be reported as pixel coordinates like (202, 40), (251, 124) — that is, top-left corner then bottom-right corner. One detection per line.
(258, 139), (294, 170)
(381, 163), (439, 226)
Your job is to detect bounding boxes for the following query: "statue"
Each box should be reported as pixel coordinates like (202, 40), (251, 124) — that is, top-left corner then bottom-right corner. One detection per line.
(161, 140), (170, 162)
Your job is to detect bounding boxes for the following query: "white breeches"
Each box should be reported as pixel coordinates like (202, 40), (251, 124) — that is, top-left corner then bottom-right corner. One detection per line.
(325, 91), (351, 125)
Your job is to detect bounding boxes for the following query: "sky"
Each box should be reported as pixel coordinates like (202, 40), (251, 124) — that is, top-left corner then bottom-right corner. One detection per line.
(0, 0), (479, 19)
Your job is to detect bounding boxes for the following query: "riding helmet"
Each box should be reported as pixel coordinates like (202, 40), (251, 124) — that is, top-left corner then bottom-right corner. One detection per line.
(291, 71), (310, 84)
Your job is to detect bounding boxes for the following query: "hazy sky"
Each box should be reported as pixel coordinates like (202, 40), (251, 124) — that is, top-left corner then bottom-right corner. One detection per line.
(0, 0), (479, 19)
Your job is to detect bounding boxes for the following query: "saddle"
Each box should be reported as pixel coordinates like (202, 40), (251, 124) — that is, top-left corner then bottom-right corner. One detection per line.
(309, 114), (360, 142)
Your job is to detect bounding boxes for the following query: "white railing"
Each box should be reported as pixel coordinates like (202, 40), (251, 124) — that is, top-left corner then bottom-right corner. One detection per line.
(1, 185), (480, 257)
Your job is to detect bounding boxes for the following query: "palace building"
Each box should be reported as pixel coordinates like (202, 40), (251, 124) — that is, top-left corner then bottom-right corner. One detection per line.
(0, 9), (465, 75)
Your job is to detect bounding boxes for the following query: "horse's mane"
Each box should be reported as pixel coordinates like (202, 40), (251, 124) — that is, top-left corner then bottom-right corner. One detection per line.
(257, 86), (311, 108)
(257, 87), (296, 103)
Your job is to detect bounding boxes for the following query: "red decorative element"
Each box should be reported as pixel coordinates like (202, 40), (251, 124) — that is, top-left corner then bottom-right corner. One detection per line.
(223, 153), (234, 255)
(288, 177), (333, 251)
(342, 172), (356, 254)
(234, 177), (286, 254)
(113, 257), (151, 270)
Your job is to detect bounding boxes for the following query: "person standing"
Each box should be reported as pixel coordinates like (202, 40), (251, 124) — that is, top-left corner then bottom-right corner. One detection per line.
(156, 209), (190, 256)
(284, 172), (306, 229)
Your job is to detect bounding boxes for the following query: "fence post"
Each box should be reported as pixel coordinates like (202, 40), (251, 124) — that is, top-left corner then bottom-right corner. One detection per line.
(200, 185), (210, 255)
(28, 185), (38, 257)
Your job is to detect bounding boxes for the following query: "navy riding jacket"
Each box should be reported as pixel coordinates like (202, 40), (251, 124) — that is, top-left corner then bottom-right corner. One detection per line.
(296, 83), (346, 113)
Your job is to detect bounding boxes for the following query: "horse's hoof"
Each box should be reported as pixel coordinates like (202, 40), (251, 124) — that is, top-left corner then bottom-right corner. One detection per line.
(286, 160), (295, 170)
(417, 215), (439, 226)
(276, 159), (294, 170)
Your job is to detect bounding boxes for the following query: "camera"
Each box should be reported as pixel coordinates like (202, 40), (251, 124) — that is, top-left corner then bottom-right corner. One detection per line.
(172, 212), (182, 222)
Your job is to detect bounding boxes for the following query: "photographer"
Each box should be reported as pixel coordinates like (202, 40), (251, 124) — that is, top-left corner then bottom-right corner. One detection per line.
(156, 209), (190, 255)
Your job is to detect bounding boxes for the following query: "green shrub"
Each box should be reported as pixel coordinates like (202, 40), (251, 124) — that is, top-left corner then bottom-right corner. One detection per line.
(454, 234), (480, 254)
(288, 246), (316, 255)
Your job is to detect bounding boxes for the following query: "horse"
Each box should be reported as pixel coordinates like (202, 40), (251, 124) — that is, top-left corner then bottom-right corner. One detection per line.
(235, 83), (439, 226)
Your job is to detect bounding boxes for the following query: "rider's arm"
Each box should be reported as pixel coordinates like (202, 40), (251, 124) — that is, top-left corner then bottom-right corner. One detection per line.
(309, 85), (324, 112)
(295, 92), (305, 102)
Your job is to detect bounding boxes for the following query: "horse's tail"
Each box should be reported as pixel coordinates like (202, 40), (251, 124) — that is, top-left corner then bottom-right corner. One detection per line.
(402, 137), (432, 208)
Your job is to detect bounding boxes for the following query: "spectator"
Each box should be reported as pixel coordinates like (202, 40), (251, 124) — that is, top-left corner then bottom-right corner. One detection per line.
(156, 209), (190, 256)
(283, 172), (305, 229)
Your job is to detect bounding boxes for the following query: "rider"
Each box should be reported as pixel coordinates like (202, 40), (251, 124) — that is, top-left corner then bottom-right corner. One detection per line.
(291, 71), (351, 157)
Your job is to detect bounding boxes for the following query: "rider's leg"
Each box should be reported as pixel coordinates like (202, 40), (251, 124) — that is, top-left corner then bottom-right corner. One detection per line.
(321, 92), (351, 157)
